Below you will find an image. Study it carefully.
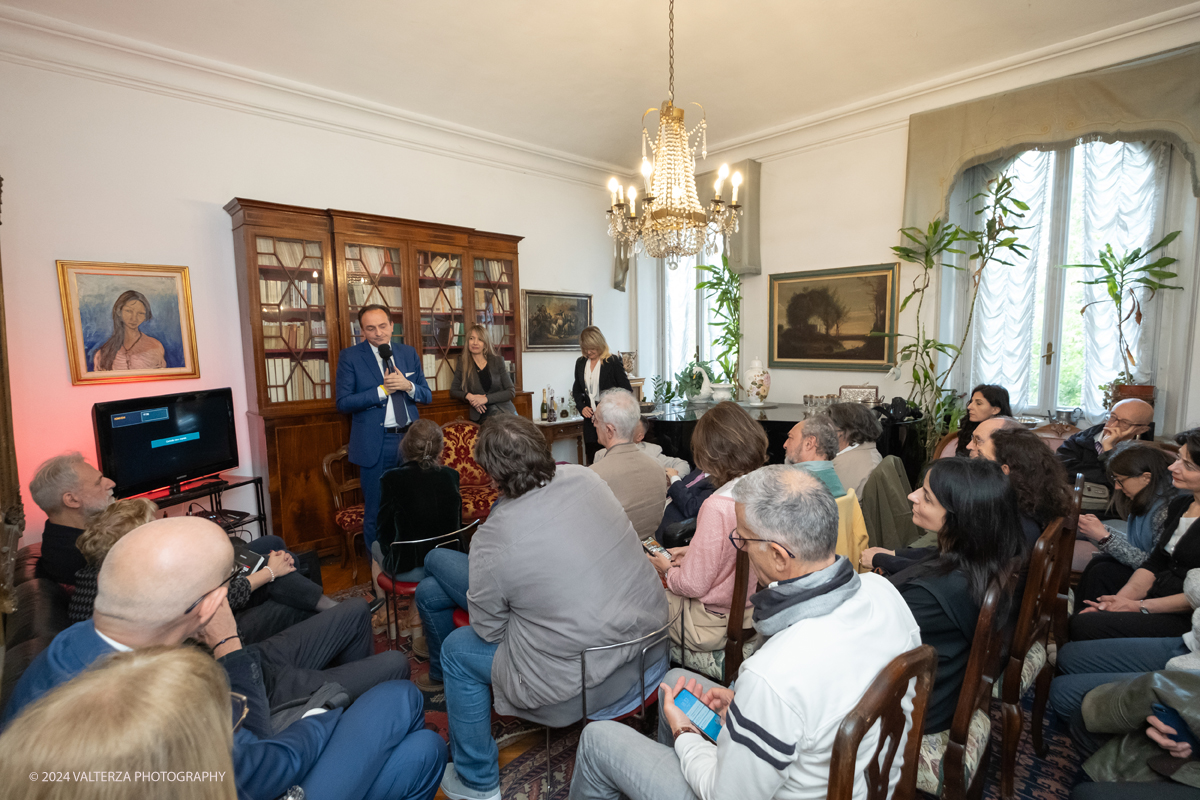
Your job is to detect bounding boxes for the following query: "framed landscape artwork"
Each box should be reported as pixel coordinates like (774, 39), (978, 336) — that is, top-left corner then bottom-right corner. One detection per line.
(768, 263), (899, 371)
(522, 290), (592, 351)
(58, 261), (201, 385)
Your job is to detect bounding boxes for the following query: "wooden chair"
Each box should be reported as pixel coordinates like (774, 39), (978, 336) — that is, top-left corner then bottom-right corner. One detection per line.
(1031, 422), (1080, 454)
(672, 547), (758, 686)
(827, 644), (937, 800)
(1055, 474), (1085, 647)
(915, 579), (1009, 800)
(321, 445), (365, 580)
(997, 517), (1073, 799)
(935, 429), (960, 459)
(440, 418), (499, 524)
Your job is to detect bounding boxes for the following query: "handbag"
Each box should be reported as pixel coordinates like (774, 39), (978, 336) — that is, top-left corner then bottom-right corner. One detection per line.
(661, 517), (698, 549)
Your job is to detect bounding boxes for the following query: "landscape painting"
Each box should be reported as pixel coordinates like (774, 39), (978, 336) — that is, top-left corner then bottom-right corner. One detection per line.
(769, 263), (898, 371)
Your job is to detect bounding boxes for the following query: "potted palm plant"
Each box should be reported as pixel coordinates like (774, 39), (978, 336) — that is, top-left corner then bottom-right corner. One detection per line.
(1060, 230), (1182, 406)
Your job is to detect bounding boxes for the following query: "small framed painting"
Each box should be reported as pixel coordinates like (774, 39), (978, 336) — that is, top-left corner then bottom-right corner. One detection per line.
(57, 261), (201, 385)
(522, 290), (592, 351)
(769, 263), (899, 371)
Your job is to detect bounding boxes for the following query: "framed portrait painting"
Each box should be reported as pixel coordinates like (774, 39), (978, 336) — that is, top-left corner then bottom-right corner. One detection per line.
(768, 263), (899, 371)
(522, 290), (592, 351)
(57, 261), (200, 385)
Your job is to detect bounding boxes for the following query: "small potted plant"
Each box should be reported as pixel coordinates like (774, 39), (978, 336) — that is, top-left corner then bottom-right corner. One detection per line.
(1061, 230), (1182, 406)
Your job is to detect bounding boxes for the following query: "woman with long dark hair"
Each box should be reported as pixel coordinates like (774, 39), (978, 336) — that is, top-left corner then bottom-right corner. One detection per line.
(92, 289), (166, 371)
(990, 427), (1072, 538)
(890, 457), (1026, 732)
(1076, 442), (1181, 568)
(955, 384), (1012, 456)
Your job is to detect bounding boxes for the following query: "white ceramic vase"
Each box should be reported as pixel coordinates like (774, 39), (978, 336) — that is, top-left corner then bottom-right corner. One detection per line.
(710, 383), (734, 403)
(744, 357), (771, 405)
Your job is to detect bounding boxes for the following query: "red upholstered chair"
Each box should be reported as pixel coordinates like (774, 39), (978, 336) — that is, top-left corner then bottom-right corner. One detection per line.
(440, 419), (498, 524)
(321, 446), (365, 580)
(452, 608), (470, 628)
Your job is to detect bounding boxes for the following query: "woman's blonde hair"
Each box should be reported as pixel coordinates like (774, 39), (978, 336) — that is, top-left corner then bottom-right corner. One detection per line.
(579, 326), (611, 360)
(462, 324), (497, 386)
(0, 647), (236, 800)
(77, 498), (159, 567)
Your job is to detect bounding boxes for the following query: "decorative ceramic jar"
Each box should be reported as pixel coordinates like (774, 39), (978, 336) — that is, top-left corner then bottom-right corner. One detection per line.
(711, 383), (734, 403)
(745, 357), (771, 405)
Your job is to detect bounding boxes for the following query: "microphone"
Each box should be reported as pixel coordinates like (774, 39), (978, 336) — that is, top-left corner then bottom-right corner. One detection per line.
(378, 343), (396, 373)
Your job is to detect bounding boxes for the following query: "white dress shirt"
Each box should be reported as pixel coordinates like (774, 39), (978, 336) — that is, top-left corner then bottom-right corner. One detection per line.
(370, 342), (417, 428)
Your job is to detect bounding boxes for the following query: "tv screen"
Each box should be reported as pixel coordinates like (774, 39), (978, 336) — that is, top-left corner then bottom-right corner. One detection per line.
(93, 388), (238, 498)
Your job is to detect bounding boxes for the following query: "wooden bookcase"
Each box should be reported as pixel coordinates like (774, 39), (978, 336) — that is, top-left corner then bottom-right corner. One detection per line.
(226, 199), (531, 553)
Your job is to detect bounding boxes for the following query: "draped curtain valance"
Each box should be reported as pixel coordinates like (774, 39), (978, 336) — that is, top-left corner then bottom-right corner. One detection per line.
(902, 43), (1200, 229)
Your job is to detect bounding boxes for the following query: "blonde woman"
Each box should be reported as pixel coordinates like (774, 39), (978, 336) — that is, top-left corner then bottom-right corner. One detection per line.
(571, 326), (631, 464)
(0, 647), (238, 800)
(449, 324), (516, 421)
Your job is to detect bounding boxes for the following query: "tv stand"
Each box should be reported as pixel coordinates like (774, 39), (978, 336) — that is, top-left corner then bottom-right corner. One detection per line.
(141, 474), (264, 538)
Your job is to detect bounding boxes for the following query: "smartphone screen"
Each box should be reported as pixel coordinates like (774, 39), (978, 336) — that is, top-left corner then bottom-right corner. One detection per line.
(642, 537), (672, 560)
(674, 688), (723, 742)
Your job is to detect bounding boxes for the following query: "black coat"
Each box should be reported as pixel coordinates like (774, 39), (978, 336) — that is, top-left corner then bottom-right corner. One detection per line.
(1141, 493), (1200, 599)
(654, 469), (716, 540)
(34, 521), (86, 585)
(571, 355), (632, 443)
(375, 461), (462, 575)
(1057, 423), (1111, 487)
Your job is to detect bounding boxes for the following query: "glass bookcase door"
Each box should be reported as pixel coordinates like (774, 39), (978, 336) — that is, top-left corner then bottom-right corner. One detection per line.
(473, 257), (517, 386)
(256, 236), (331, 403)
(344, 244), (404, 349)
(416, 250), (463, 392)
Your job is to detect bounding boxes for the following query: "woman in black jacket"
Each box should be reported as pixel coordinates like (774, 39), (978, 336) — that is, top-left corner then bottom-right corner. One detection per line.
(449, 324), (517, 421)
(889, 458), (1026, 733)
(1071, 427), (1200, 641)
(570, 325), (631, 464)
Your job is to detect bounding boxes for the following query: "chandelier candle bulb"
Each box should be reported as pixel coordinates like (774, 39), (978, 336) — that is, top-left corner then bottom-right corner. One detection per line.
(608, 178), (619, 206)
(628, 187), (637, 217)
(731, 171), (742, 205)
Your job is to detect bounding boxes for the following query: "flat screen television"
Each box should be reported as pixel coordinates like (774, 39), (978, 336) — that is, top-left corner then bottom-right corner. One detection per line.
(93, 387), (239, 498)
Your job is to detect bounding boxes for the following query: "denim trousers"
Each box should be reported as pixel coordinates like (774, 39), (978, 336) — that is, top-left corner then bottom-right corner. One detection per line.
(1049, 636), (1191, 720)
(414, 548), (469, 682)
(441, 625), (502, 792)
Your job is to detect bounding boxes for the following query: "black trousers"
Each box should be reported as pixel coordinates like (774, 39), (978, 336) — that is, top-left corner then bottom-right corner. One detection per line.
(1073, 781), (1200, 799)
(251, 597), (410, 708)
(1070, 556), (1192, 641)
(236, 535), (325, 645)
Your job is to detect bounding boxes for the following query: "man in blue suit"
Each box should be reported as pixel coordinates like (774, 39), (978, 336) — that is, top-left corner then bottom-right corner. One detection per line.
(3, 516), (445, 800)
(337, 305), (432, 569)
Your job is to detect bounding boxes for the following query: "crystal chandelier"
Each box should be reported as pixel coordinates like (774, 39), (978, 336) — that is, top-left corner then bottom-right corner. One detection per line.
(606, 0), (743, 269)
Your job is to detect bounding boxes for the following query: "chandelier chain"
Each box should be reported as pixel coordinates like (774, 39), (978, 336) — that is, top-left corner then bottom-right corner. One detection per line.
(668, 0), (674, 102)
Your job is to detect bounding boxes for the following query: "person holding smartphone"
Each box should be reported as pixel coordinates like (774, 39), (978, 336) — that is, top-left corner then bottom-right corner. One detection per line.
(569, 466), (922, 800)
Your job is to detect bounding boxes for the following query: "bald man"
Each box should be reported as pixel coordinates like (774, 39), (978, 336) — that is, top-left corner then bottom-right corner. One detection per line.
(966, 416), (1022, 461)
(3, 516), (444, 800)
(1058, 399), (1155, 517)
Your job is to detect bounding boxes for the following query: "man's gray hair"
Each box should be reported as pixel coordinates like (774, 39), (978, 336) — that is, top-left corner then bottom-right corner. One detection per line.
(732, 466), (839, 562)
(595, 388), (640, 443)
(801, 415), (840, 460)
(30, 452), (86, 515)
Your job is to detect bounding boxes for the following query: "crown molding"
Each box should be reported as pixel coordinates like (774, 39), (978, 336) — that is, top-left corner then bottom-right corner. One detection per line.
(0, 4), (629, 188)
(705, 2), (1200, 165)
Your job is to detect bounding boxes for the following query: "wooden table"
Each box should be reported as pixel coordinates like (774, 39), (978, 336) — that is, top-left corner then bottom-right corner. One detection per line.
(534, 415), (587, 464)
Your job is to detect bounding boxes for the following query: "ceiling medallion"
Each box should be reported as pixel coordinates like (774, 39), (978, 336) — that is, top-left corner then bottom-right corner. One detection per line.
(606, 0), (743, 269)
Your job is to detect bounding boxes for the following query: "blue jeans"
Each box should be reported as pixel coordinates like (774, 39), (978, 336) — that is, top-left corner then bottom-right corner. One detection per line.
(1049, 636), (1190, 720)
(441, 625), (502, 792)
(414, 549), (469, 682)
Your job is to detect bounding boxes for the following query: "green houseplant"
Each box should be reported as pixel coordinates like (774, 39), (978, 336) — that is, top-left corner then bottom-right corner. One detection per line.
(696, 255), (742, 388)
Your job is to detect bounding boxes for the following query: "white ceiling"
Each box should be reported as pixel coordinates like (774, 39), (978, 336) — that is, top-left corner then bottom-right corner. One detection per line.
(6, 0), (1198, 166)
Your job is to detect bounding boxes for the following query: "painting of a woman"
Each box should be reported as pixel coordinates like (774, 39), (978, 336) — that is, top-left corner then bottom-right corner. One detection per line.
(92, 290), (167, 371)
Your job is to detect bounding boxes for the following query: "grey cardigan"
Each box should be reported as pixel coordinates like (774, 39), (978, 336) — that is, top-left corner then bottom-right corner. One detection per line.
(449, 352), (516, 421)
(467, 464), (669, 725)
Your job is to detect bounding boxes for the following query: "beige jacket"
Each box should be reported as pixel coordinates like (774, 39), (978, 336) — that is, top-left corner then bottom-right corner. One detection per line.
(590, 442), (670, 540)
(832, 442), (882, 499)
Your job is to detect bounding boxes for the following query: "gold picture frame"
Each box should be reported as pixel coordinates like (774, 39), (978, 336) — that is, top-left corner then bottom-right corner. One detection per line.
(57, 261), (200, 385)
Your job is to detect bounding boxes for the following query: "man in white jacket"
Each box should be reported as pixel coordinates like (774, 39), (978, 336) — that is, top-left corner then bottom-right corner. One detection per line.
(569, 466), (922, 800)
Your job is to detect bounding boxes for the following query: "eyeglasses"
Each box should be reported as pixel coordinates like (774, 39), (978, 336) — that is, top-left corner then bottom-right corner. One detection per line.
(728, 531), (795, 559)
(1106, 413), (1148, 429)
(184, 566), (239, 615)
(231, 692), (248, 732)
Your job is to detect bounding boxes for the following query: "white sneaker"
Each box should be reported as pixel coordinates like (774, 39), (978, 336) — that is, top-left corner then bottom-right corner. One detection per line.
(440, 763), (501, 800)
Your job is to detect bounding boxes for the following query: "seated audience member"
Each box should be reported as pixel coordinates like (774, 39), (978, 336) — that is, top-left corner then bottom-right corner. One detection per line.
(645, 402), (767, 666)
(594, 418), (690, 474)
(888, 458), (1025, 733)
(956, 384), (1013, 457)
(28, 452), (115, 585)
(1, 647), (239, 800)
(654, 464), (716, 543)
(569, 466), (922, 800)
(1071, 428), (1200, 642)
(1077, 442), (1181, 569)
(828, 402), (883, 497)
(1058, 398), (1155, 518)
(782, 415), (847, 497)
(965, 414), (1021, 459)
(590, 388), (670, 540)
(410, 414), (668, 800)
(3, 516), (444, 800)
(376, 419), (462, 641)
(68, 498), (341, 644)
(1067, 669), (1200, 797)
(1049, 568), (1200, 722)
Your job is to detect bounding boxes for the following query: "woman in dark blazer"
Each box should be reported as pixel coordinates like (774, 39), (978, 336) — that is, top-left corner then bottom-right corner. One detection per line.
(571, 325), (631, 464)
(450, 324), (516, 421)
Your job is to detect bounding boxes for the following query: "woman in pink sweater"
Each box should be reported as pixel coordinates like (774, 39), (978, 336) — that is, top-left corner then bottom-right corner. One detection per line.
(646, 402), (768, 652)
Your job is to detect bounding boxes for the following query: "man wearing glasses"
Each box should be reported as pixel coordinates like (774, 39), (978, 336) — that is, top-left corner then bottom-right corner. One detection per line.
(1058, 399), (1155, 518)
(3, 516), (446, 800)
